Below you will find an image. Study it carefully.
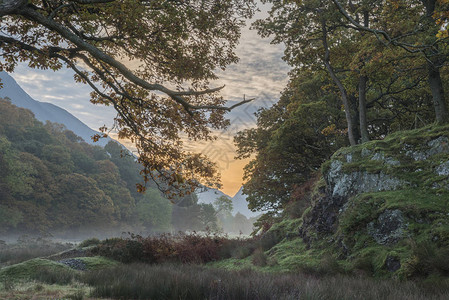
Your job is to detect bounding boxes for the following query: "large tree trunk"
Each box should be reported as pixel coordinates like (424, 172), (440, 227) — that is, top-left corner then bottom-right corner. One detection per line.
(322, 20), (357, 146)
(324, 62), (358, 146)
(358, 11), (370, 142)
(422, 0), (449, 123)
(358, 75), (369, 142)
(427, 63), (449, 123)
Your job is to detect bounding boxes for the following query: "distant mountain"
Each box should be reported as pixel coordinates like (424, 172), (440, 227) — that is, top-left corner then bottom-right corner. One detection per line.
(230, 187), (261, 218)
(196, 187), (230, 205)
(0, 71), (110, 146)
(196, 186), (261, 218)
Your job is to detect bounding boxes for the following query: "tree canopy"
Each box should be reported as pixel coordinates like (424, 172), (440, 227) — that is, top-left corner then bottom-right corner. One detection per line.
(254, 0), (449, 146)
(0, 0), (256, 194)
(237, 0), (449, 214)
(0, 98), (192, 235)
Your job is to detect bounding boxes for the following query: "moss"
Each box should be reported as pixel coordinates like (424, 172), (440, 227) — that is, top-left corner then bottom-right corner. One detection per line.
(267, 218), (302, 238)
(76, 256), (118, 270)
(353, 190), (449, 215)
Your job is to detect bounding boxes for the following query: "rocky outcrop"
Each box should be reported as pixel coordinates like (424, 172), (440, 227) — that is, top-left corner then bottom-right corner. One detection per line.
(58, 258), (87, 271)
(297, 125), (449, 276)
(326, 159), (405, 197)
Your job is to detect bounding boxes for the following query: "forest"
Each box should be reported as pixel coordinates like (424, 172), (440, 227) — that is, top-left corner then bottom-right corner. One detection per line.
(0, 98), (254, 237)
(236, 0), (449, 213)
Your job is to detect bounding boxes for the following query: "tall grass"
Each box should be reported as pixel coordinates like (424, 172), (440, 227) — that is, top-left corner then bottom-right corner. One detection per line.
(82, 263), (449, 300)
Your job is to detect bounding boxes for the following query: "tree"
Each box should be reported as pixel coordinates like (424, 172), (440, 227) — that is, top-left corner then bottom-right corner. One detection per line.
(198, 203), (219, 231)
(235, 71), (347, 212)
(331, 0), (449, 124)
(254, 0), (365, 145)
(0, 0), (256, 194)
(213, 195), (233, 215)
(255, 0), (447, 147)
(136, 188), (172, 232)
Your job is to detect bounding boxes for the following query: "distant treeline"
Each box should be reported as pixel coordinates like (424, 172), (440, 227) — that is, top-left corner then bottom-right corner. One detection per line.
(0, 98), (253, 237)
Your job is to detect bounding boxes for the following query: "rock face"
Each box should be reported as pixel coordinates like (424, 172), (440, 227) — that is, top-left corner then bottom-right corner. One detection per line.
(58, 258), (87, 270)
(326, 159), (405, 197)
(366, 209), (406, 245)
(298, 125), (449, 276)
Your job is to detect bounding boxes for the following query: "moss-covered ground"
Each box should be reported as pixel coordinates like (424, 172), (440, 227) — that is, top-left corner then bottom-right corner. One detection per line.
(210, 124), (449, 281)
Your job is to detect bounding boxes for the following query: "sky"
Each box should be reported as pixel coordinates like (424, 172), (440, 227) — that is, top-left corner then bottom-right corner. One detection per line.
(8, 3), (290, 196)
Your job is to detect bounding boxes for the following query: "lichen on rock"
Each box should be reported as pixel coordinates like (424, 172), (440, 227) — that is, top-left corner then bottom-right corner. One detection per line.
(367, 209), (406, 245)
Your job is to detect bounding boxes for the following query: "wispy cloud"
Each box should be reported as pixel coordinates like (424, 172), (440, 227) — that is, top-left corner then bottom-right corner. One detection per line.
(8, 4), (289, 195)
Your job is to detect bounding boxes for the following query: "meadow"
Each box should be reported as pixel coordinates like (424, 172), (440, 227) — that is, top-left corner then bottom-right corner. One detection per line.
(0, 235), (448, 300)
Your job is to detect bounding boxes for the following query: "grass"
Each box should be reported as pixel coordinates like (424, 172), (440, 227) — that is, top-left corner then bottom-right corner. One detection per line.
(0, 248), (447, 299)
(80, 263), (449, 300)
(78, 237), (100, 248)
(76, 256), (119, 270)
(0, 257), (89, 300)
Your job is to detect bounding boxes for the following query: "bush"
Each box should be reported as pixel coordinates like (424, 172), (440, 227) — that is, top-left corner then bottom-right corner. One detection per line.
(93, 233), (233, 264)
(404, 240), (449, 278)
(78, 238), (100, 248)
(251, 248), (267, 267)
(92, 232), (288, 266)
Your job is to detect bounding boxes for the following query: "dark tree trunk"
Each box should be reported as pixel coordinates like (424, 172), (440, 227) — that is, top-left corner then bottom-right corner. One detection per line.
(358, 75), (369, 142)
(427, 62), (449, 123)
(321, 20), (357, 146)
(422, 0), (449, 123)
(358, 10), (370, 142)
(349, 94), (361, 143)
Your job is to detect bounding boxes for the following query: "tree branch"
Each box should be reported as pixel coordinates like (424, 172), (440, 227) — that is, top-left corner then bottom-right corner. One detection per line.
(17, 5), (252, 113)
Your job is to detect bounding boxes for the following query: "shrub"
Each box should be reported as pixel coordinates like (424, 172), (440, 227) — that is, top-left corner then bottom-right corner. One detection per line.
(404, 240), (449, 278)
(251, 248), (267, 267)
(78, 238), (100, 248)
(92, 233), (261, 264)
(286, 173), (319, 218)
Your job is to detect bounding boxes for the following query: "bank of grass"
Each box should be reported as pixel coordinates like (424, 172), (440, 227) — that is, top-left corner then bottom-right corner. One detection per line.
(0, 282), (87, 300)
(77, 256), (119, 270)
(0, 258), (88, 300)
(0, 258), (74, 282)
(80, 263), (449, 300)
(0, 250), (448, 299)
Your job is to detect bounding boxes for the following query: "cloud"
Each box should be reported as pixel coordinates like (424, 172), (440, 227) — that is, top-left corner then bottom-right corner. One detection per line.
(12, 64), (117, 129)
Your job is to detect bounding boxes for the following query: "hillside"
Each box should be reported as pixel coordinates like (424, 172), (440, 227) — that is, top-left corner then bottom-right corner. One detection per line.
(0, 99), (255, 237)
(0, 71), (110, 147)
(0, 98), (175, 237)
